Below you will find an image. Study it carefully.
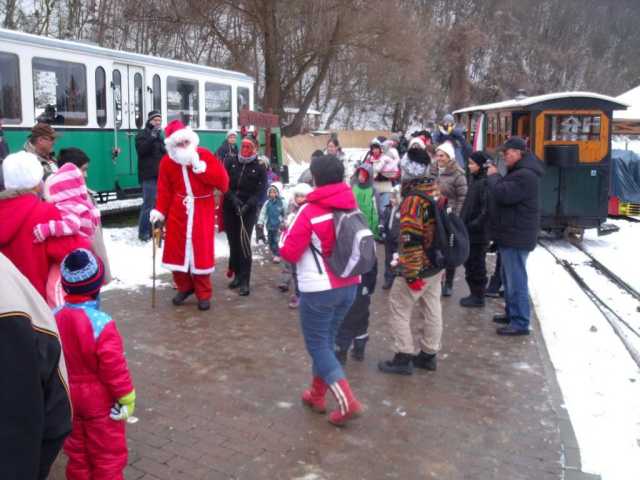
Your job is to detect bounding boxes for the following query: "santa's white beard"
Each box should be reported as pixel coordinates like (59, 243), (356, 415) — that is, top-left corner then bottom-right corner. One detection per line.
(168, 144), (198, 166)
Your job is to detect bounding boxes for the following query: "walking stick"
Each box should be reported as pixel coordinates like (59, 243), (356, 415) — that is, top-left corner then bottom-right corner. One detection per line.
(151, 222), (163, 308)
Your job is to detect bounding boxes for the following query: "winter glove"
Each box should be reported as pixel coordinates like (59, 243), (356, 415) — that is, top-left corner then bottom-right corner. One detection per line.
(191, 156), (207, 174)
(226, 269), (235, 279)
(149, 209), (165, 225)
(378, 224), (386, 239)
(109, 390), (136, 421)
(407, 278), (426, 292)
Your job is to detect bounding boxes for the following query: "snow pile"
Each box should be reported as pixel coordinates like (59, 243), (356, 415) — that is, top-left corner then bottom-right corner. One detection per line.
(528, 229), (640, 479)
(582, 219), (640, 293)
(101, 227), (230, 292)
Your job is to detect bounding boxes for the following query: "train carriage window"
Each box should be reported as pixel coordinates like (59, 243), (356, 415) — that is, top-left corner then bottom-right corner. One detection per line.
(95, 67), (107, 127)
(237, 86), (250, 124)
(205, 83), (232, 130)
(134, 72), (143, 129)
(167, 76), (199, 128)
(152, 74), (161, 113)
(0, 52), (21, 124)
(112, 69), (122, 129)
(544, 114), (601, 141)
(32, 58), (87, 126)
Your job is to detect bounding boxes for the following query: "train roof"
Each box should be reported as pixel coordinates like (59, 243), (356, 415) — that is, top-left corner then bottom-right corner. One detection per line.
(0, 27), (254, 83)
(453, 91), (628, 115)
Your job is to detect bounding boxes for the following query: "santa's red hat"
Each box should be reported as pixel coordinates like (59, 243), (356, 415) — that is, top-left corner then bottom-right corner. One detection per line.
(164, 120), (199, 149)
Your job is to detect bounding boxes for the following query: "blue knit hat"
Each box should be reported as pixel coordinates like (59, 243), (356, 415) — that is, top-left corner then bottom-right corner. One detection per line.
(60, 249), (104, 296)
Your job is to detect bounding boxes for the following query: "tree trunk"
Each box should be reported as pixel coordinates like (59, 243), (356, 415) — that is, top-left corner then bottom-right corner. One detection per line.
(3, 0), (17, 28)
(261, 0), (281, 116)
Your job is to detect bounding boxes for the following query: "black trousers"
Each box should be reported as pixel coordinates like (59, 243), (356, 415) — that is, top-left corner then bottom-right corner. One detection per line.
(464, 243), (488, 296)
(335, 291), (371, 351)
(384, 239), (398, 283)
(223, 205), (257, 286)
(487, 251), (503, 292)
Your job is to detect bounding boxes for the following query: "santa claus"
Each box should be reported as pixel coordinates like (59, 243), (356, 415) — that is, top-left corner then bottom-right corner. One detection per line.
(150, 120), (229, 310)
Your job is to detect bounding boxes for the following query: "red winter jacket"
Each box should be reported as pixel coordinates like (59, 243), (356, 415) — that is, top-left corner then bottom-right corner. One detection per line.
(55, 299), (134, 416)
(280, 183), (361, 292)
(0, 193), (90, 298)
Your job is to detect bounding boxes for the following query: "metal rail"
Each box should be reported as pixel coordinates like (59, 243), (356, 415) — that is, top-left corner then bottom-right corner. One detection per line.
(538, 240), (640, 368)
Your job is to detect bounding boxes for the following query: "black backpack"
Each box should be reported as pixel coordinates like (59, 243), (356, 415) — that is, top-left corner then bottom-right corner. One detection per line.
(310, 209), (377, 278)
(410, 191), (470, 270)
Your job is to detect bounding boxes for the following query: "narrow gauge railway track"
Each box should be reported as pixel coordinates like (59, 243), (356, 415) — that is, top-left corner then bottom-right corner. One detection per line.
(538, 239), (640, 368)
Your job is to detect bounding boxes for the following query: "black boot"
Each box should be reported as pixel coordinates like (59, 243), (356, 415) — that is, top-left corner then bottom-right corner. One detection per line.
(238, 281), (250, 296)
(351, 337), (368, 361)
(460, 294), (485, 308)
(413, 351), (437, 371)
(382, 278), (394, 290)
(492, 314), (509, 325)
(441, 283), (453, 297)
(228, 277), (241, 289)
(335, 347), (348, 366)
(197, 299), (210, 311)
(172, 290), (194, 306)
(378, 353), (414, 375)
(485, 274), (502, 298)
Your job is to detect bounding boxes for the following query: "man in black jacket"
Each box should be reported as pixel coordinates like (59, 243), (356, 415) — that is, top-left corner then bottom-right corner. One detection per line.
(459, 151), (491, 307)
(222, 137), (267, 296)
(0, 253), (72, 479)
(135, 111), (165, 241)
(216, 130), (237, 164)
(487, 137), (544, 335)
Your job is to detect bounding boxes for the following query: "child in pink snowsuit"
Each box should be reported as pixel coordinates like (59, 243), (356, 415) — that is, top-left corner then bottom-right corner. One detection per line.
(34, 162), (101, 307)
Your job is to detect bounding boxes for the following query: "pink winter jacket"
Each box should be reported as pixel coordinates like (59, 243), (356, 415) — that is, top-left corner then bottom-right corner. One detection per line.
(280, 183), (361, 293)
(34, 163), (101, 242)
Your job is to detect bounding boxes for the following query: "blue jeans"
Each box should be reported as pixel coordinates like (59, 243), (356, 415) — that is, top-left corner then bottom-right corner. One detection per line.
(499, 247), (530, 331)
(138, 179), (157, 240)
(267, 228), (280, 256)
(299, 285), (357, 385)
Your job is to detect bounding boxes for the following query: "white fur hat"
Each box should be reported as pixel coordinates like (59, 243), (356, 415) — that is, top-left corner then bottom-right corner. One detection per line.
(2, 151), (44, 190)
(293, 182), (313, 196)
(436, 141), (456, 161)
(226, 130), (237, 138)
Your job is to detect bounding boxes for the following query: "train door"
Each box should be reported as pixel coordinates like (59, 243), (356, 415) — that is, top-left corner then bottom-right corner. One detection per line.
(112, 64), (145, 191)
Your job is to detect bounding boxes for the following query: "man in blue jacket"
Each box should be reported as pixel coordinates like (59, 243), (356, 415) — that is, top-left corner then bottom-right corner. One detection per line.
(487, 136), (544, 335)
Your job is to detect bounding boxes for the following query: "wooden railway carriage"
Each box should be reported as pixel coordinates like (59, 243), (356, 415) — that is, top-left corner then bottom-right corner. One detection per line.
(454, 92), (628, 236)
(0, 28), (283, 199)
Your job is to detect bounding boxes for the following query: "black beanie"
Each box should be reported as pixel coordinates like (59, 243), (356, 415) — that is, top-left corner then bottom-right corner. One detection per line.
(148, 110), (161, 121)
(469, 151), (492, 168)
(310, 154), (344, 186)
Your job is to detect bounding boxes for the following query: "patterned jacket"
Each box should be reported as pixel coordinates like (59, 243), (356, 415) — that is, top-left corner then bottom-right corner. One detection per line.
(398, 178), (440, 282)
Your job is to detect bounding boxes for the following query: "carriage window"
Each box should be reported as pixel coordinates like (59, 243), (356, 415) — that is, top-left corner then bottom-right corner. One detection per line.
(0, 52), (21, 124)
(152, 74), (161, 113)
(112, 69), (122, 129)
(167, 76), (199, 128)
(95, 67), (107, 127)
(134, 72), (143, 129)
(237, 86), (250, 124)
(205, 83), (231, 130)
(545, 114), (601, 141)
(32, 58), (87, 126)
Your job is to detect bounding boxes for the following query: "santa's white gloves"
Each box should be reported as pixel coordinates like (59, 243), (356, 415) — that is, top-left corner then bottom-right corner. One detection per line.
(149, 209), (165, 224)
(191, 157), (207, 174)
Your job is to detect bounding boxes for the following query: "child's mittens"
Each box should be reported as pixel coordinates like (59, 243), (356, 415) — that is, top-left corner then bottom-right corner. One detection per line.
(33, 224), (48, 243)
(226, 269), (235, 279)
(110, 390), (136, 421)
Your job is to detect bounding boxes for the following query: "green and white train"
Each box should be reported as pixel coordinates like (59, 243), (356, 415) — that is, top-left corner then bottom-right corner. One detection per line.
(0, 28), (282, 199)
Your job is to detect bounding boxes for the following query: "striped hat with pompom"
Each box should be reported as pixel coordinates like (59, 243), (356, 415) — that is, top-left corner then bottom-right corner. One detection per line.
(60, 248), (104, 296)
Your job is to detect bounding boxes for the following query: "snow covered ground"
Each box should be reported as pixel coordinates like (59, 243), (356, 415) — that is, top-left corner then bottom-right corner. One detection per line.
(528, 219), (640, 480)
(101, 227), (230, 292)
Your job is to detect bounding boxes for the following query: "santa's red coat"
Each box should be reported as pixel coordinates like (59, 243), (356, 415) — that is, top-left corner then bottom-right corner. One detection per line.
(155, 147), (229, 274)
